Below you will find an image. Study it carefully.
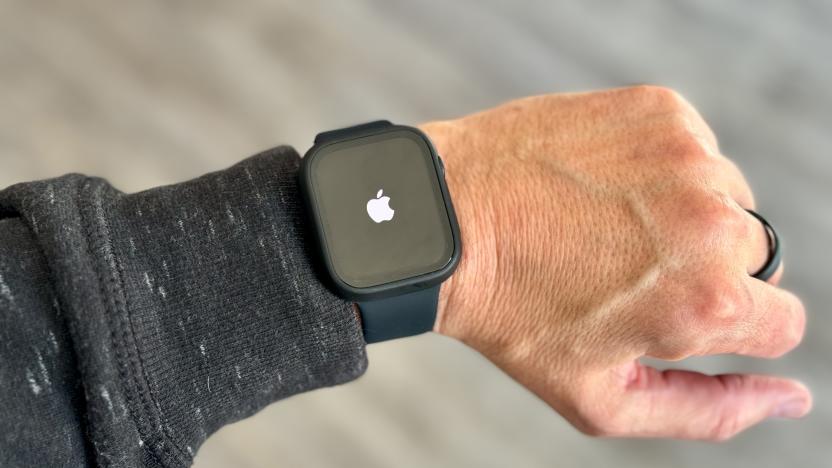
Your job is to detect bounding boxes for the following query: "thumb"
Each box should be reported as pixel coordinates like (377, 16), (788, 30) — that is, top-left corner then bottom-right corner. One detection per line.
(592, 362), (812, 441)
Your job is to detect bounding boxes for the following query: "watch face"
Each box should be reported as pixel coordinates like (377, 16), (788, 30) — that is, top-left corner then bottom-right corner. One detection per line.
(305, 129), (455, 290)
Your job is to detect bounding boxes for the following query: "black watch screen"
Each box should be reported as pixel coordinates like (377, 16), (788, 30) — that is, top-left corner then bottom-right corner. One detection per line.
(302, 128), (456, 292)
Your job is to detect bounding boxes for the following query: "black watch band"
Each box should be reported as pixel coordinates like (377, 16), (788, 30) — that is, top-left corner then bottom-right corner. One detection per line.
(314, 120), (393, 145)
(358, 285), (440, 343)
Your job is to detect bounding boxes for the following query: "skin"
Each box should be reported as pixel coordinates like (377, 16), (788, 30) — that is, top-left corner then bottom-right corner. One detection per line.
(417, 86), (810, 441)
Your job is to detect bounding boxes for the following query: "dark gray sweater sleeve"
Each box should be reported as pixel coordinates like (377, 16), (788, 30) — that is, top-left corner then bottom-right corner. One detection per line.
(0, 147), (368, 467)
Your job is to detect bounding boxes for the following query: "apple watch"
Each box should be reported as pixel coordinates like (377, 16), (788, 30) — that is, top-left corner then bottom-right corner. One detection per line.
(299, 120), (462, 343)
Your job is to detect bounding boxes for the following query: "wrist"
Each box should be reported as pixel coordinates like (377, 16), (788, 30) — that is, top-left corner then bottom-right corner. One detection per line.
(421, 121), (498, 347)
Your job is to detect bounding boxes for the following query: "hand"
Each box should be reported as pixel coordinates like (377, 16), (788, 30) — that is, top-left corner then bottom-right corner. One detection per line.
(421, 86), (810, 441)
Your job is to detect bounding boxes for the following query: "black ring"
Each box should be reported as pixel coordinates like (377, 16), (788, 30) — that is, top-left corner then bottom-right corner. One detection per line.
(745, 209), (782, 281)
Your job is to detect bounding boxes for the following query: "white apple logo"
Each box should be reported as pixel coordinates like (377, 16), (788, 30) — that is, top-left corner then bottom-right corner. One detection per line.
(366, 189), (395, 223)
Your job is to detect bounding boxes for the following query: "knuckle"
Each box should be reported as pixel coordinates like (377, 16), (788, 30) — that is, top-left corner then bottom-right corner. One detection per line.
(682, 192), (744, 241)
(690, 276), (743, 324)
(663, 122), (710, 165)
(709, 409), (742, 442)
(630, 85), (686, 109)
(647, 283), (734, 359)
(707, 376), (747, 441)
(675, 137), (710, 166)
(695, 283), (723, 319)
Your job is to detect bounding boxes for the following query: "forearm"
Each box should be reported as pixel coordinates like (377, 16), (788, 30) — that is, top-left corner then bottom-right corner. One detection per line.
(0, 146), (367, 467)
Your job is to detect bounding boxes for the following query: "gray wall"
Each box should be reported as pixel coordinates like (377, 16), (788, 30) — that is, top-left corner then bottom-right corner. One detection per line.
(1, 1), (829, 467)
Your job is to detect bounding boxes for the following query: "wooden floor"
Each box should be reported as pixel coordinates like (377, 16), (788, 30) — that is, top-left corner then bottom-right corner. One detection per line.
(1, 1), (830, 467)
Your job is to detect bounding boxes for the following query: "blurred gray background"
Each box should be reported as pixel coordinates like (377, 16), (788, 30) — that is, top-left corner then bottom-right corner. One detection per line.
(1, 1), (830, 467)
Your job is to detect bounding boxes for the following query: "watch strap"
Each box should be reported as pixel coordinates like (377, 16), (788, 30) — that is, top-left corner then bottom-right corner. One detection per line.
(358, 285), (440, 344)
(314, 120), (392, 145)
(313, 120), (444, 344)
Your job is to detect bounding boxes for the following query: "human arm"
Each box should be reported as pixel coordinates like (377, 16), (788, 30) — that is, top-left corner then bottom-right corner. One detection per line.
(423, 86), (810, 440)
(0, 148), (367, 467)
(0, 87), (812, 468)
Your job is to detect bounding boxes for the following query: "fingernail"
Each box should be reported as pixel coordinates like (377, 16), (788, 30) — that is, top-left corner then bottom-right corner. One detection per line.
(772, 396), (810, 419)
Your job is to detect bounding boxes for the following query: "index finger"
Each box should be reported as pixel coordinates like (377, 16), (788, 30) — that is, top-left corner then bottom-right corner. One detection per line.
(704, 278), (806, 359)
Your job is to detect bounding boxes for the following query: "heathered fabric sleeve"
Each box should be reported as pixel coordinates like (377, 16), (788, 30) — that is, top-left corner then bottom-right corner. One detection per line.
(0, 146), (368, 467)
